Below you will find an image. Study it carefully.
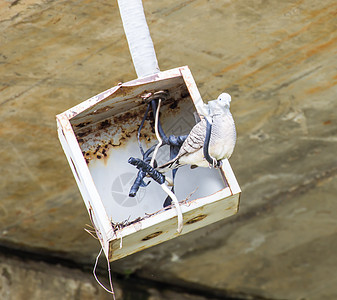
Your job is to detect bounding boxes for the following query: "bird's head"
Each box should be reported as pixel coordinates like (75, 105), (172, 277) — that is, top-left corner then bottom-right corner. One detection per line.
(208, 93), (231, 115)
(217, 93), (231, 107)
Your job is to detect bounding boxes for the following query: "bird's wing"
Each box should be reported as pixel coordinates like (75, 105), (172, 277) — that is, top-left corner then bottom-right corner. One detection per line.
(177, 118), (207, 157)
(158, 119), (206, 170)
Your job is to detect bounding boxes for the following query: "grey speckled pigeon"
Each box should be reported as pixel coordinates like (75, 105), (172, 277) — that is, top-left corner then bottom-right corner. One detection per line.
(158, 93), (236, 171)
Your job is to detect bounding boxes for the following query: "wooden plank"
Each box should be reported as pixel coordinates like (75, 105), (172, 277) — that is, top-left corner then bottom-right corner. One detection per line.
(109, 189), (239, 261)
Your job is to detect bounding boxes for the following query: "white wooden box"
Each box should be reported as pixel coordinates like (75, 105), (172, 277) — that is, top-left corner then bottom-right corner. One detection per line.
(56, 66), (241, 262)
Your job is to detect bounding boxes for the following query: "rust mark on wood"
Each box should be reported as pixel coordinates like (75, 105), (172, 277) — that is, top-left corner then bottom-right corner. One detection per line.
(76, 93), (191, 164)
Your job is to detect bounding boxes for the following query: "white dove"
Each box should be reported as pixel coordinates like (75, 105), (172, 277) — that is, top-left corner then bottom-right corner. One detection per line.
(158, 93), (236, 171)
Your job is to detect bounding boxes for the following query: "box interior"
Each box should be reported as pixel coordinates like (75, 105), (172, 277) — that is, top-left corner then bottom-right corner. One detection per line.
(69, 75), (229, 223)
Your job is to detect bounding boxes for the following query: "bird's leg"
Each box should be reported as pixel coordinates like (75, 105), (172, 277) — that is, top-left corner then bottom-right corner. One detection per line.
(214, 159), (222, 169)
(212, 157), (217, 168)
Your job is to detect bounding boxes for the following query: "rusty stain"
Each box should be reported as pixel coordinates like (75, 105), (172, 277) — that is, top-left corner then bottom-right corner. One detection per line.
(141, 231), (163, 241)
(169, 101), (178, 110)
(99, 119), (111, 130)
(76, 92), (191, 165)
(79, 83), (174, 123)
(82, 142), (115, 165)
(185, 214), (207, 224)
(75, 122), (90, 128)
(76, 106), (147, 142)
(93, 147), (99, 155)
(77, 132), (86, 138)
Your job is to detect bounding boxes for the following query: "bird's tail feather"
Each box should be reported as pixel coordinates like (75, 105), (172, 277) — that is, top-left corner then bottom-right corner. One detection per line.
(157, 158), (183, 173)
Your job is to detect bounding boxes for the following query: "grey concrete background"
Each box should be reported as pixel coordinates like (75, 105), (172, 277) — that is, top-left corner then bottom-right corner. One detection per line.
(1, 0), (336, 299)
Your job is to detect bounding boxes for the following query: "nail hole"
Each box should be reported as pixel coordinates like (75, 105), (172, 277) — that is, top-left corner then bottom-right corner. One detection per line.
(185, 214), (207, 224)
(142, 231), (163, 241)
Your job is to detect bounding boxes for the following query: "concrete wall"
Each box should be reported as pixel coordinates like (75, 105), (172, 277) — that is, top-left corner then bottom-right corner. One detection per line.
(0, 0), (336, 299)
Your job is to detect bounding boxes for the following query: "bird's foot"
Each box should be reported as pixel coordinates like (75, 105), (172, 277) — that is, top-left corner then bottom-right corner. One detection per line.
(215, 159), (222, 169)
(209, 157), (222, 169)
(208, 156), (217, 168)
(212, 157), (217, 168)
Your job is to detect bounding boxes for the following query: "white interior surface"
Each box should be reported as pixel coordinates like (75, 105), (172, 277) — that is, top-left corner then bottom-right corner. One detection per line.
(88, 138), (227, 223)
(80, 74), (229, 224)
(174, 166), (226, 201)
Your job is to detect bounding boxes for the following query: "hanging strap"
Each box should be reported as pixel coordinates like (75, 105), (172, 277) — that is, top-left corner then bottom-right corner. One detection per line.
(203, 118), (221, 167)
(203, 118), (213, 165)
